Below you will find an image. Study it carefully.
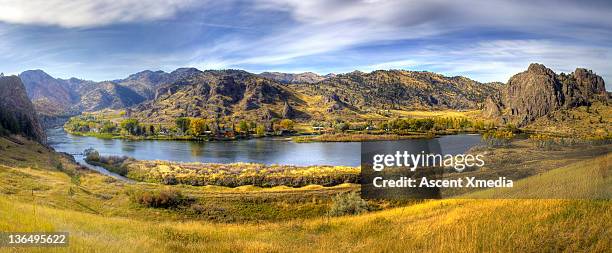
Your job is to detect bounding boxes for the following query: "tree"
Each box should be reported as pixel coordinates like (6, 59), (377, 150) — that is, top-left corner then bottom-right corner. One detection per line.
(336, 122), (350, 132)
(279, 119), (295, 131)
(190, 118), (207, 136)
(149, 125), (156, 135)
(255, 125), (266, 136)
(248, 121), (257, 131)
(175, 117), (191, 134)
(237, 121), (249, 134)
(120, 118), (139, 135)
(100, 121), (116, 133)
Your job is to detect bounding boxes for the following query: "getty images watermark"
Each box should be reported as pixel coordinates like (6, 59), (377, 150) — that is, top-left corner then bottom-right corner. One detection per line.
(360, 141), (515, 200)
(370, 151), (512, 188)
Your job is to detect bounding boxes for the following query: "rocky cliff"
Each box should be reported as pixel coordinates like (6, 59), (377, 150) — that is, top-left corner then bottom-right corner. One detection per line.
(0, 76), (46, 143)
(485, 63), (607, 126)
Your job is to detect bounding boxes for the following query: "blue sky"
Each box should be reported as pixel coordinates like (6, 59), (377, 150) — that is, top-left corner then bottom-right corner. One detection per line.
(0, 0), (610, 89)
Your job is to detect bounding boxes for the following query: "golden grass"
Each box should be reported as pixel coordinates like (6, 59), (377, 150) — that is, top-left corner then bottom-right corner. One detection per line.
(1, 136), (610, 252)
(1, 146), (610, 252)
(526, 102), (612, 138)
(124, 160), (360, 187)
(1, 192), (610, 252)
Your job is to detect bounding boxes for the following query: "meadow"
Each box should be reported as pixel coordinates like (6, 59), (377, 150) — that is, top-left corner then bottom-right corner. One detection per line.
(0, 135), (610, 252)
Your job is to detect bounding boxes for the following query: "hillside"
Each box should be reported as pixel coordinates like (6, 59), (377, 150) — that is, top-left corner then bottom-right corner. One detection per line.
(0, 75), (46, 143)
(259, 71), (329, 84)
(0, 135), (609, 252)
(289, 70), (501, 111)
(75, 81), (146, 111)
(19, 70), (80, 114)
(19, 68), (502, 124)
(116, 68), (203, 100)
(523, 101), (611, 138)
(129, 69), (500, 124)
(131, 69), (291, 123)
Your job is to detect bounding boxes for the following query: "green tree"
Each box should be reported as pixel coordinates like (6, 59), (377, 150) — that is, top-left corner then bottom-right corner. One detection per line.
(336, 122), (350, 132)
(149, 125), (156, 135)
(175, 117), (191, 134)
(237, 121), (249, 134)
(120, 118), (140, 135)
(100, 121), (117, 133)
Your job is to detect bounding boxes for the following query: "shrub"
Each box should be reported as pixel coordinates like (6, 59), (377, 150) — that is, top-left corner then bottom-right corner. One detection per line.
(84, 148), (100, 162)
(328, 192), (370, 216)
(84, 149), (133, 176)
(482, 130), (515, 147)
(128, 189), (189, 209)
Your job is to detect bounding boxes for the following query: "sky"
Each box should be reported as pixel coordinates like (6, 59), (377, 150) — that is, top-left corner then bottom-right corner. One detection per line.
(0, 0), (610, 89)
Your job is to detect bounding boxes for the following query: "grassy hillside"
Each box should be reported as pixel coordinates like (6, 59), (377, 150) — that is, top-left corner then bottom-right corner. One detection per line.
(0, 136), (359, 223)
(525, 102), (611, 138)
(2, 198), (610, 252)
(0, 135), (610, 252)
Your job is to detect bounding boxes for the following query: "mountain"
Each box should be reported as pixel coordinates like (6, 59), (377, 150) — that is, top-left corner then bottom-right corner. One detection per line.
(288, 70), (501, 111)
(130, 69), (500, 123)
(75, 81), (146, 111)
(19, 70), (80, 115)
(116, 68), (203, 99)
(259, 72), (328, 84)
(17, 69), (176, 117)
(132, 69), (290, 122)
(0, 75), (46, 143)
(484, 63), (608, 126)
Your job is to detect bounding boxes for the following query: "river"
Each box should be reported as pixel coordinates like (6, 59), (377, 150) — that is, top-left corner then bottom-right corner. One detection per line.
(46, 127), (482, 167)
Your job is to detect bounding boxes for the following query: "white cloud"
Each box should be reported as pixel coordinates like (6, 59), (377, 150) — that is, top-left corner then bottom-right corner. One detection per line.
(0, 0), (201, 28)
(363, 40), (611, 84)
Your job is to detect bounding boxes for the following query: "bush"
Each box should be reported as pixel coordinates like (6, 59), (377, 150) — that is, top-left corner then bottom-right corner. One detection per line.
(482, 130), (514, 147)
(128, 189), (189, 209)
(328, 192), (370, 216)
(84, 148), (100, 162)
(84, 149), (133, 176)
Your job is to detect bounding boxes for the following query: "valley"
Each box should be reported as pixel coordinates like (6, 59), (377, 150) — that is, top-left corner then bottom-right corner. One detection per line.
(1, 63), (610, 252)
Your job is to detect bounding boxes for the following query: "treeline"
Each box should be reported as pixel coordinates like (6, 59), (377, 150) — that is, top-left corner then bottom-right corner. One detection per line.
(377, 117), (494, 132)
(0, 107), (38, 138)
(309, 117), (494, 134)
(65, 115), (297, 138)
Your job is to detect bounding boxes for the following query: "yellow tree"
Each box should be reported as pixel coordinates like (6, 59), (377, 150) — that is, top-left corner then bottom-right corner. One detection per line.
(190, 118), (207, 136)
(279, 119), (295, 131)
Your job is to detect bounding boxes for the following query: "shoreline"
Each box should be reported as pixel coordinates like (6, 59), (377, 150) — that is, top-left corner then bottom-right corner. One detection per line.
(63, 127), (486, 143)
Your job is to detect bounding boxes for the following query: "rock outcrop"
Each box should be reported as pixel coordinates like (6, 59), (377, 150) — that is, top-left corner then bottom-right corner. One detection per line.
(485, 63), (607, 126)
(0, 76), (46, 143)
(281, 101), (294, 119)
